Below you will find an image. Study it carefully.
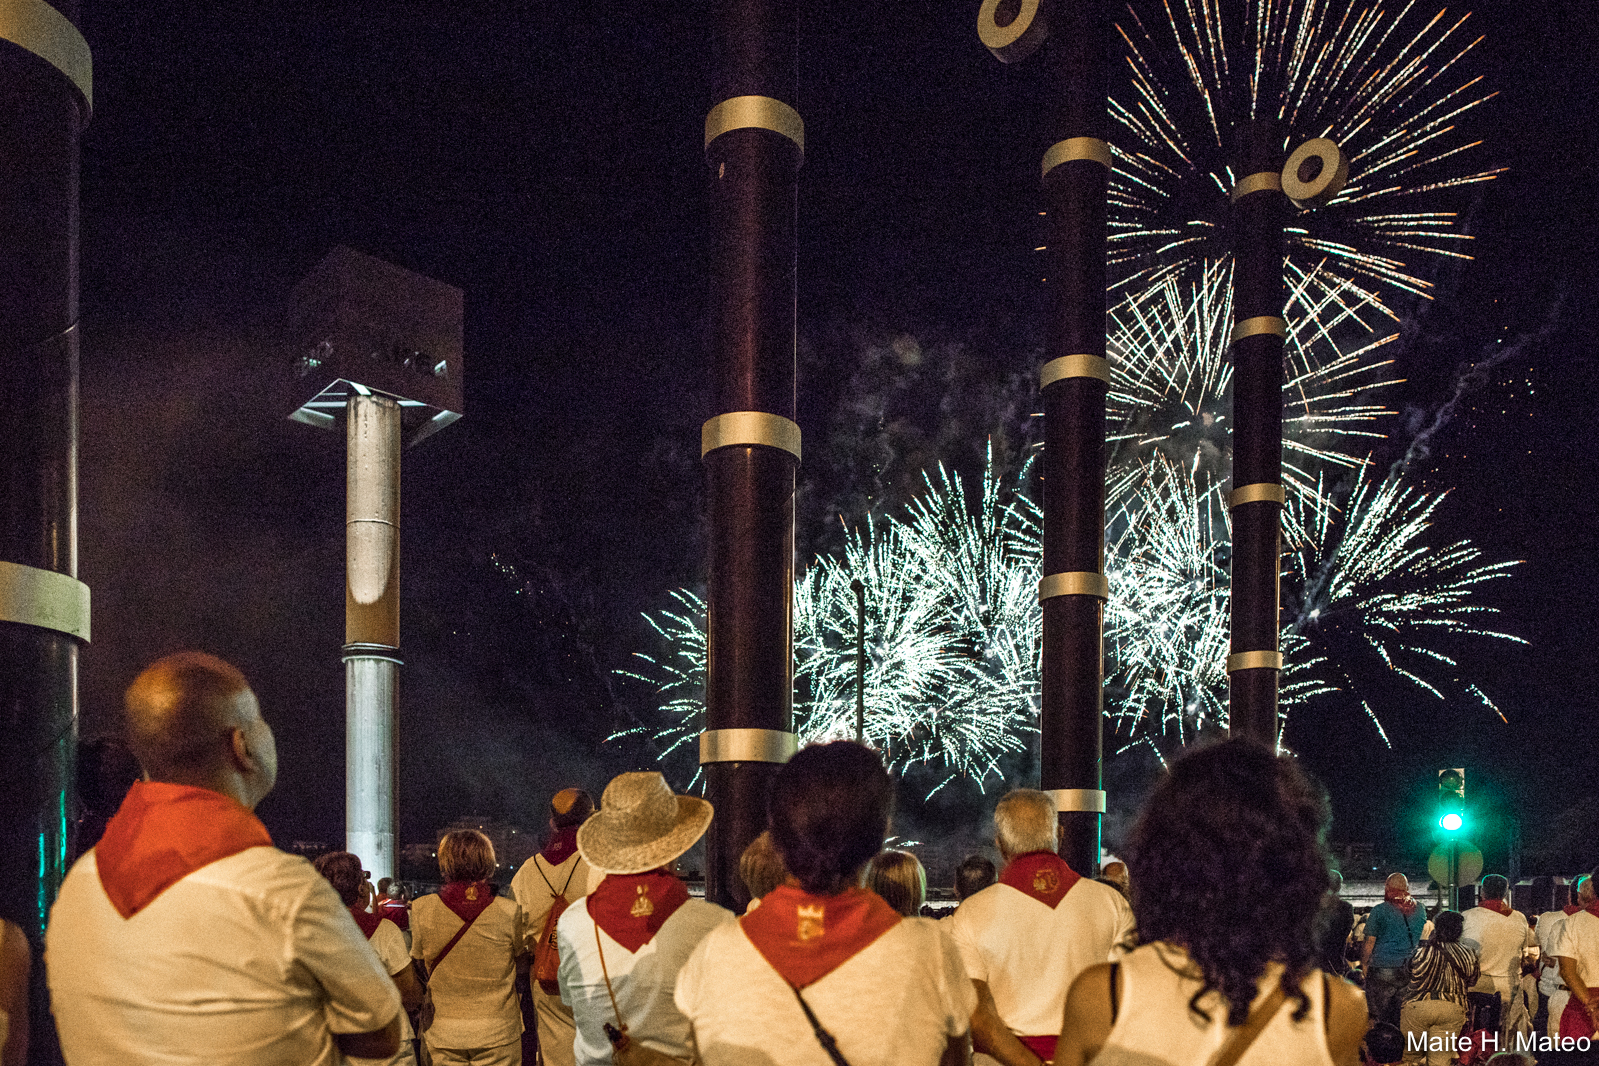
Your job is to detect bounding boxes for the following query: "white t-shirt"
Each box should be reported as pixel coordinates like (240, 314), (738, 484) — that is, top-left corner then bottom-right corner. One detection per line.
(1553, 911), (1599, 986)
(1536, 911), (1570, 996)
(348, 918), (416, 1066)
(1460, 906), (1536, 982)
(512, 851), (592, 942)
(410, 894), (527, 1049)
(558, 893), (732, 1065)
(46, 846), (401, 1066)
(675, 915), (976, 1066)
(1090, 942), (1344, 1066)
(948, 873), (1134, 1039)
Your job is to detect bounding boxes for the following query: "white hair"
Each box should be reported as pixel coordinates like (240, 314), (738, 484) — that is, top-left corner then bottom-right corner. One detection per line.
(993, 789), (1058, 857)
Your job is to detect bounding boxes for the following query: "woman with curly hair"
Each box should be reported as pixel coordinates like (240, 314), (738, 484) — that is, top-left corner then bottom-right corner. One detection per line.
(1052, 738), (1369, 1066)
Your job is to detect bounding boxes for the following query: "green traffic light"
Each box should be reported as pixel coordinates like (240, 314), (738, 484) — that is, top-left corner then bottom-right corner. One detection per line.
(1440, 812), (1464, 832)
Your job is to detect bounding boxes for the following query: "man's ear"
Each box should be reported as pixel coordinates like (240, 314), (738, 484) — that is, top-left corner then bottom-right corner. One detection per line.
(229, 726), (255, 772)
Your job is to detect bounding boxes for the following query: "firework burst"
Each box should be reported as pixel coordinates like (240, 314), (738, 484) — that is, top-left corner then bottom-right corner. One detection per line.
(1109, 0), (1503, 309)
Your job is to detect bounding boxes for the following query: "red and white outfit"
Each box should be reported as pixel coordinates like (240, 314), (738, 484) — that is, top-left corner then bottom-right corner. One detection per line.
(1461, 901), (1536, 1013)
(347, 909), (416, 1066)
(948, 851), (1135, 1061)
(676, 884), (975, 1066)
(557, 871), (731, 1065)
(510, 828), (591, 1066)
(411, 882), (528, 1066)
(46, 782), (401, 1066)
(1089, 943), (1345, 1065)
(1553, 904), (1599, 1040)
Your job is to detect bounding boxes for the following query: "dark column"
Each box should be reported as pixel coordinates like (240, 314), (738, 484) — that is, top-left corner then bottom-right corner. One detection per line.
(1034, 0), (1110, 876)
(1227, 119), (1287, 745)
(0, 2), (91, 1061)
(700, 0), (801, 911)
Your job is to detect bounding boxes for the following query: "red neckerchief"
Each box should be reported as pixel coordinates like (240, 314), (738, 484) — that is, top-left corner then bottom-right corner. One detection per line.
(1385, 886), (1418, 919)
(378, 897), (409, 929)
(1480, 899), (1512, 917)
(440, 880), (498, 923)
(350, 905), (383, 939)
(94, 781), (273, 919)
(1565, 904), (1583, 916)
(1585, 900), (1599, 920)
(998, 851), (1081, 909)
(1020, 1036), (1057, 1059)
(588, 871), (690, 953)
(740, 884), (902, 989)
(542, 826), (580, 866)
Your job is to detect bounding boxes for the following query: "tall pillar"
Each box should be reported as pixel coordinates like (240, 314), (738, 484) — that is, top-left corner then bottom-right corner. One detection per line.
(1227, 120), (1288, 746)
(699, 0), (802, 911)
(345, 395), (401, 881)
(980, 0), (1110, 873)
(0, 3), (91, 1060)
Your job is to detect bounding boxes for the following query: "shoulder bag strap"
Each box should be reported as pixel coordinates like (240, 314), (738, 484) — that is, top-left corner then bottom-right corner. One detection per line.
(791, 987), (854, 1066)
(1207, 984), (1288, 1066)
(595, 922), (626, 1036)
(427, 904), (487, 975)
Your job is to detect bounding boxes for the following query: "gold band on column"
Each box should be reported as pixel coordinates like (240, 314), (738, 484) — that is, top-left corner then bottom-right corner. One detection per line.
(1041, 137), (1111, 179)
(1230, 316), (1288, 343)
(1228, 483), (1286, 508)
(1047, 788), (1107, 814)
(1038, 571), (1109, 602)
(1229, 171), (1281, 201)
(701, 412), (802, 462)
(0, 559), (90, 641)
(0, 0), (92, 115)
(1040, 354), (1110, 389)
(705, 95), (804, 154)
(699, 728), (798, 765)
(1227, 650), (1283, 672)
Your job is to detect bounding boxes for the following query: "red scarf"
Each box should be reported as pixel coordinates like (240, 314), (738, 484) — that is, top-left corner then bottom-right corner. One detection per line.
(350, 905), (383, 939)
(1385, 884), (1418, 919)
(741, 885), (902, 989)
(1020, 1036), (1057, 1059)
(95, 781), (273, 919)
(999, 852), (1081, 909)
(542, 826), (580, 866)
(588, 871), (690, 952)
(440, 880), (498, 924)
(378, 897), (410, 930)
(1560, 998), (1595, 1040)
(1565, 904), (1583, 916)
(1480, 899), (1512, 917)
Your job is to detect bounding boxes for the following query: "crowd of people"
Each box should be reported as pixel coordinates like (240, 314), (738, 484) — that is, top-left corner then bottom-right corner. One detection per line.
(19, 651), (1599, 1066)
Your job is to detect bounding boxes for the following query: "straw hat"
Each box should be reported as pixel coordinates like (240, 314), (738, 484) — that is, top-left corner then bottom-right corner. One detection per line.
(577, 772), (713, 875)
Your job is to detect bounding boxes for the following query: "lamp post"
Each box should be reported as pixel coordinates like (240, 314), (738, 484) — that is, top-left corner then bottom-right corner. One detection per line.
(283, 248), (463, 882)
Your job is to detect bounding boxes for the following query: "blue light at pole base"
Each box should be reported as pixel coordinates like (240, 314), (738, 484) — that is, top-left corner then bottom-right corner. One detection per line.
(1440, 812), (1464, 832)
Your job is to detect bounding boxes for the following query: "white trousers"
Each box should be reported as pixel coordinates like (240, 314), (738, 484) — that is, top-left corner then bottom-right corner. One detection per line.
(533, 982), (576, 1066)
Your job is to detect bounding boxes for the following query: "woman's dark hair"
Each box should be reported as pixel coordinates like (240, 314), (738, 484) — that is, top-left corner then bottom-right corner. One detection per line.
(313, 851), (364, 906)
(769, 742), (893, 896)
(1125, 738), (1332, 1026)
(1432, 910), (1464, 944)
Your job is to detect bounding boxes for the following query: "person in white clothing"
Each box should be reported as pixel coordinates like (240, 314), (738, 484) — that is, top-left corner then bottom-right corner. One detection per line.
(1553, 864), (1599, 1039)
(46, 652), (402, 1066)
(1460, 873), (1537, 1032)
(1052, 738), (1368, 1066)
(948, 789), (1134, 1066)
(412, 830), (530, 1066)
(557, 772), (732, 1065)
(1533, 875), (1585, 1039)
(510, 786), (594, 1066)
(676, 741), (975, 1066)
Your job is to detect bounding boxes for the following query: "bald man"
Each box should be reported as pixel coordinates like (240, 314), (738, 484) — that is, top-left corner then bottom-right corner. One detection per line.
(46, 652), (402, 1065)
(1361, 872), (1428, 1026)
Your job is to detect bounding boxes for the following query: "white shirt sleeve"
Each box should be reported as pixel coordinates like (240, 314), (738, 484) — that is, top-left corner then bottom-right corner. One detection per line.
(369, 919), (410, 977)
(946, 903), (988, 984)
(934, 922), (979, 1036)
(290, 878), (402, 1035)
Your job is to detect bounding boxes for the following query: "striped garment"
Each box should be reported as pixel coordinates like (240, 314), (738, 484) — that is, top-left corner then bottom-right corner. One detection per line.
(1404, 941), (1478, 1006)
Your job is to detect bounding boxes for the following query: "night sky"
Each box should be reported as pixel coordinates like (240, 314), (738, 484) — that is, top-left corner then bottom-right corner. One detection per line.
(71, 0), (1596, 872)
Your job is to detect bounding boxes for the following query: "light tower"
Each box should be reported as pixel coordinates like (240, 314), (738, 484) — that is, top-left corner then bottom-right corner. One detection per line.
(283, 247), (463, 881)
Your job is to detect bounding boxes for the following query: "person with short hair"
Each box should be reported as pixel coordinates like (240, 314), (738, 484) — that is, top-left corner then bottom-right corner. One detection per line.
(676, 742), (975, 1065)
(1052, 739), (1368, 1066)
(739, 829), (787, 905)
(1317, 871), (1356, 980)
(510, 787), (595, 1066)
(412, 830), (529, 1066)
(1097, 860), (1131, 901)
(866, 849), (928, 918)
(1532, 874), (1576, 1038)
(1398, 910), (1478, 1065)
(1552, 866), (1599, 1040)
(956, 855), (998, 902)
(1363, 1021), (1404, 1064)
(949, 788), (1134, 1065)
(314, 851), (424, 1065)
(1461, 873), (1536, 1036)
(1362, 873), (1429, 1026)
(46, 652), (402, 1065)
(556, 772), (733, 1065)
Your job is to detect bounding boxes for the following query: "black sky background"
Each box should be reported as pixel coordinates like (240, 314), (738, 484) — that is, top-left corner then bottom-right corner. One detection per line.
(70, 0), (1598, 870)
